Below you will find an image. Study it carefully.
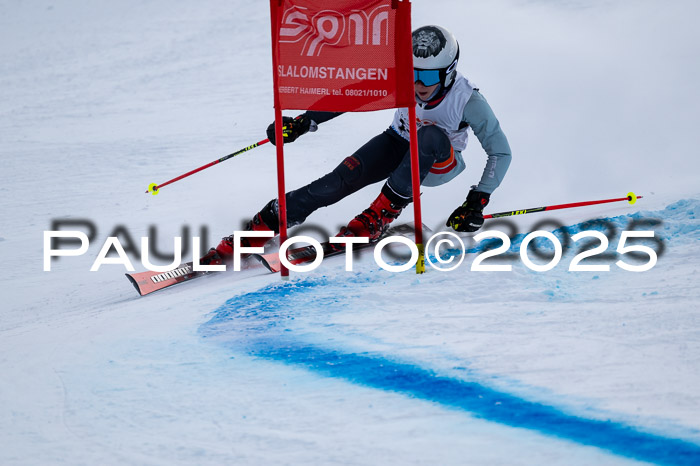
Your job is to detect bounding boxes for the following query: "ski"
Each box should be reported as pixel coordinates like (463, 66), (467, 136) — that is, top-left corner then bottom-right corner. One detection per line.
(125, 261), (210, 296)
(253, 223), (429, 273)
(254, 239), (363, 273)
(126, 223), (429, 295)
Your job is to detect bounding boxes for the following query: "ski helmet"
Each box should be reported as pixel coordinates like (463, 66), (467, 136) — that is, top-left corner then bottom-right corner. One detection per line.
(412, 25), (460, 90)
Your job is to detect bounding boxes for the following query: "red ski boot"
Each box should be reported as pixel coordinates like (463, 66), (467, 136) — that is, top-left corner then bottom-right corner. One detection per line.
(338, 192), (407, 241)
(199, 200), (279, 265)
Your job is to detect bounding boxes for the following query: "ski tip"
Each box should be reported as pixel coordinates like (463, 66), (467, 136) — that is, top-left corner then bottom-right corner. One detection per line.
(125, 273), (144, 296)
(251, 254), (281, 273)
(251, 254), (276, 273)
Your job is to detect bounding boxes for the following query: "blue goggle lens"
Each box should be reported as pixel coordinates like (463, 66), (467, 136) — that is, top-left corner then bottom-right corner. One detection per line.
(414, 69), (441, 86)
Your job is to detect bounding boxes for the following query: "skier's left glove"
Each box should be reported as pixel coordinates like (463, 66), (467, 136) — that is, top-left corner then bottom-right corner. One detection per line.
(266, 114), (316, 145)
(446, 189), (490, 232)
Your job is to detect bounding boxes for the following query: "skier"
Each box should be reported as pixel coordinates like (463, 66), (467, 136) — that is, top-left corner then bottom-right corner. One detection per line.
(202, 25), (512, 265)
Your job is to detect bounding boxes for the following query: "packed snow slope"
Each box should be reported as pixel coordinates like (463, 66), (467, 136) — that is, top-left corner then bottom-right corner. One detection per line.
(2, 0), (700, 465)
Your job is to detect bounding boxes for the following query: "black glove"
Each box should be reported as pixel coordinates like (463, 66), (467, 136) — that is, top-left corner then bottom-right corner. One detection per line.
(446, 189), (490, 232)
(266, 114), (311, 145)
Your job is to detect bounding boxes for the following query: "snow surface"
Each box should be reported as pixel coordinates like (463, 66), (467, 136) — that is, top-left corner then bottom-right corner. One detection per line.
(2, 0), (700, 464)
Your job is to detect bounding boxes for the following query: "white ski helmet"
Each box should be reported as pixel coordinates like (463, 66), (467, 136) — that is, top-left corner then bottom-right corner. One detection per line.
(412, 25), (460, 89)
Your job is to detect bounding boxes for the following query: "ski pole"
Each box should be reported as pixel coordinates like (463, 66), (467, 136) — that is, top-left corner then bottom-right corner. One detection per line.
(146, 138), (270, 195)
(484, 192), (641, 219)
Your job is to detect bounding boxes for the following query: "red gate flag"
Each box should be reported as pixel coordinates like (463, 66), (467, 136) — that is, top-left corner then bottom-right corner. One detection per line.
(270, 0), (414, 112)
(269, 0), (424, 276)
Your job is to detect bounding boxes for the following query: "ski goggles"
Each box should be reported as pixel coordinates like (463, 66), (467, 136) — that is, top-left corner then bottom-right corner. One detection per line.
(414, 68), (441, 86)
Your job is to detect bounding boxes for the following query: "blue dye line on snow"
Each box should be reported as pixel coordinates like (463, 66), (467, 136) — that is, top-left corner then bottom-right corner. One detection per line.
(201, 260), (700, 465)
(255, 341), (700, 466)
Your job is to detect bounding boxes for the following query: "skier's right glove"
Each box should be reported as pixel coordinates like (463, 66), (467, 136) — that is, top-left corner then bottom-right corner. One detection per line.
(266, 114), (314, 145)
(446, 189), (490, 232)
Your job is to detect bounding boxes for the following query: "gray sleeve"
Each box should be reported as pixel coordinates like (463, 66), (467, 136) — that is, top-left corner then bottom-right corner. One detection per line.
(462, 90), (512, 194)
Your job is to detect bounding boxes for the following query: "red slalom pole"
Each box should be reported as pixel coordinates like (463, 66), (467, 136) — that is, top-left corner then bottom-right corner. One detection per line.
(146, 139), (269, 195)
(273, 108), (289, 280)
(407, 105), (425, 274)
(484, 192), (642, 219)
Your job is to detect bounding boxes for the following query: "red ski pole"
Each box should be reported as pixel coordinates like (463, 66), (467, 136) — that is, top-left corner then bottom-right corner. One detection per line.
(146, 138), (270, 195)
(484, 192), (642, 219)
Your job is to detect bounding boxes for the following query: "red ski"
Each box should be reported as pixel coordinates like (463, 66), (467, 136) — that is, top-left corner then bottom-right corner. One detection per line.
(126, 223), (428, 295)
(254, 240), (362, 273)
(253, 223), (429, 273)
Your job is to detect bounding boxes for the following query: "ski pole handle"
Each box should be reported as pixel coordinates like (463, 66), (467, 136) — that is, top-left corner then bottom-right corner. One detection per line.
(146, 138), (269, 195)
